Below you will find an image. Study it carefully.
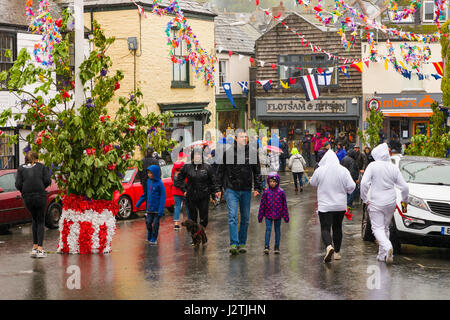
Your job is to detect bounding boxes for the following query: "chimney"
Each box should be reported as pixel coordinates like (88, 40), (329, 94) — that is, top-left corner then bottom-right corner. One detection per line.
(271, 1), (286, 18)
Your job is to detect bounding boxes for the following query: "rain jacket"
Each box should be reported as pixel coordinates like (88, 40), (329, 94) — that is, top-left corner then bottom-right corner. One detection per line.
(258, 173), (289, 223)
(336, 148), (347, 162)
(136, 165), (166, 216)
(360, 143), (409, 207)
(340, 149), (360, 182)
(217, 141), (262, 193)
(310, 150), (356, 212)
(171, 161), (185, 197)
(312, 133), (323, 152)
(288, 148), (306, 173)
(174, 150), (219, 201)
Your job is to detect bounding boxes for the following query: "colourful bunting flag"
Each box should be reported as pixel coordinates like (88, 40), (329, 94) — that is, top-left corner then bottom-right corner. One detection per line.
(280, 80), (290, 89)
(300, 75), (320, 101)
(350, 62), (363, 73)
(340, 66), (350, 78)
(432, 62), (443, 76)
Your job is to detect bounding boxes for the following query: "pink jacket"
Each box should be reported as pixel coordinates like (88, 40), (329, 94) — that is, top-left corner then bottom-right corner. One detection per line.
(312, 133), (323, 152)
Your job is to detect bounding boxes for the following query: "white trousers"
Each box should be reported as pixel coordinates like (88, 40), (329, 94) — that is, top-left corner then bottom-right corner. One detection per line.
(368, 202), (396, 261)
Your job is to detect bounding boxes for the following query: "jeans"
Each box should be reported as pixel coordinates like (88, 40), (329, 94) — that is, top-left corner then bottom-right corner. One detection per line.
(265, 218), (281, 248)
(173, 195), (189, 222)
(145, 212), (160, 241)
(23, 194), (47, 247)
(292, 172), (304, 189)
(224, 189), (252, 247)
(318, 211), (345, 253)
(347, 184), (358, 207)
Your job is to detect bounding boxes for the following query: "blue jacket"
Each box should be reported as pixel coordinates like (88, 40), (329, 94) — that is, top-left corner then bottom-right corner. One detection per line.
(136, 165), (166, 216)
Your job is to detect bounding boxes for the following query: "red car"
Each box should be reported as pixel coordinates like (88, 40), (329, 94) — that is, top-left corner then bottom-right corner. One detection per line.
(113, 164), (175, 219)
(0, 169), (62, 232)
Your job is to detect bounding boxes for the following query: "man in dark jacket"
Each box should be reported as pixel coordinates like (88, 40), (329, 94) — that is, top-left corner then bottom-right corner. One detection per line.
(279, 137), (289, 172)
(353, 145), (367, 174)
(217, 129), (263, 255)
(139, 147), (160, 193)
(300, 130), (313, 167)
(340, 149), (359, 208)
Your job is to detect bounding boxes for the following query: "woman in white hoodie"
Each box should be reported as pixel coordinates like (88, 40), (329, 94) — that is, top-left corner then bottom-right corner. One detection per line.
(310, 150), (356, 263)
(360, 143), (409, 264)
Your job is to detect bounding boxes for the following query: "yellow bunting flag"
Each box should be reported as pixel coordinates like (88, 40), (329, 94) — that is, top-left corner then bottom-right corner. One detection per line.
(280, 79), (290, 89)
(384, 59), (388, 71)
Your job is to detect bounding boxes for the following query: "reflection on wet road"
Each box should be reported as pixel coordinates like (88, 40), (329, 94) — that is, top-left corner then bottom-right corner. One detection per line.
(1, 172), (449, 299)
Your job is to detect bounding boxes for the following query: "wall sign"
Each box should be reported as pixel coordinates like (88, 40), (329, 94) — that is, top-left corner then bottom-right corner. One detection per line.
(266, 100), (347, 113)
(367, 98), (381, 111)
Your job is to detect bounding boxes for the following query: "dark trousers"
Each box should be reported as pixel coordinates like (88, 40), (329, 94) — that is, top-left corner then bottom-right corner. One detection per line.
(318, 211), (345, 253)
(303, 149), (312, 167)
(23, 194), (47, 247)
(347, 184), (358, 207)
(292, 172), (304, 189)
(280, 157), (287, 172)
(145, 212), (160, 241)
(187, 197), (210, 228)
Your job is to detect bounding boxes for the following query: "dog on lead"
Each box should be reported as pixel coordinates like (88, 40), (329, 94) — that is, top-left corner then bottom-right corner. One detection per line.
(181, 219), (207, 247)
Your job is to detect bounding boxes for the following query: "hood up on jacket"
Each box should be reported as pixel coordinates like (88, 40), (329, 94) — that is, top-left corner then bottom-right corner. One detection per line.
(173, 161), (184, 172)
(371, 143), (390, 162)
(147, 165), (161, 181)
(267, 172), (281, 188)
(347, 149), (357, 160)
(191, 147), (204, 164)
(318, 149), (340, 167)
(291, 147), (299, 155)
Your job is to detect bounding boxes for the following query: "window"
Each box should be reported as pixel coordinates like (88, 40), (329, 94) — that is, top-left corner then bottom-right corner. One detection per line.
(0, 129), (16, 169)
(218, 60), (228, 92)
(0, 173), (16, 192)
(0, 32), (16, 89)
(278, 54), (338, 89)
(423, 1), (448, 22)
(171, 29), (190, 86)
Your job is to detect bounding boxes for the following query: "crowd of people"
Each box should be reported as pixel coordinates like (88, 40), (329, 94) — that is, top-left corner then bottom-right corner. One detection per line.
(18, 128), (408, 265)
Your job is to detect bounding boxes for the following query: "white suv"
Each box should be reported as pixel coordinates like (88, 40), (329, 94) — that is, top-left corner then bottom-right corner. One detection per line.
(361, 155), (450, 253)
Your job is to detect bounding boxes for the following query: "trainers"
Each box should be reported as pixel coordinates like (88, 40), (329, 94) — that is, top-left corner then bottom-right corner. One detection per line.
(386, 248), (394, 264)
(333, 252), (342, 260)
(229, 245), (238, 255)
(238, 245), (247, 253)
(30, 248), (38, 258)
(174, 225), (181, 231)
(295, 188), (298, 194)
(274, 247), (280, 254)
(324, 245), (334, 263)
(150, 238), (157, 245)
(264, 246), (270, 254)
(35, 250), (47, 258)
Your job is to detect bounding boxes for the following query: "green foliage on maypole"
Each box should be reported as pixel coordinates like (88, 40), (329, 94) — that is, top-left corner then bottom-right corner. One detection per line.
(0, 10), (174, 200)
(441, 20), (449, 108)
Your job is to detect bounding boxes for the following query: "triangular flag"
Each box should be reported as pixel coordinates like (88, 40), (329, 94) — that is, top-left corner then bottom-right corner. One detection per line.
(317, 68), (324, 74)
(218, 46), (224, 53)
(432, 62), (444, 76)
(228, 51), (233, 57)
(384, 59), (389, 71)
(280, 79), (290, 89)
(399, 61), (407, 70)
(364, 60), (369, 68)
(222, 83), (236, 108)
(238, 54), (244, 61)
(289, 77), (296, 85)
(284, 66), (289, 72)
(328, 67), (334, 73)
(259, 60), (265, 67)
(257, 80), (273, 92)
(249, 57), (254, 64)
(307, 68), (313, 74)
(431, 74), (442, 80)
(317, 70), (332, 86)
(350, 62), (363, 73)
(340, 66), (349, 78)
(271, 64), (277, 70)
(237, 81), (248, 95)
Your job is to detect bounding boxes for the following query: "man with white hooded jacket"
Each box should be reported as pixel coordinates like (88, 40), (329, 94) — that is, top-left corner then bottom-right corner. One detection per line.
(360, 143), (409, 264)
(310, 150), (356, 263)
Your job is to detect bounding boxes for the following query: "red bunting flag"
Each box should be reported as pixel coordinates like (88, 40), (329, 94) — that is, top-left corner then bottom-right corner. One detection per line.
(289, 77), (296, 85)
(364, 60), (369, 68)
(271, 64), (277, 70)
(433, 62), (443, 76)
(228, 51), (233, 57)
(317, 68), (324, 74)
(249, 57), (254, 63)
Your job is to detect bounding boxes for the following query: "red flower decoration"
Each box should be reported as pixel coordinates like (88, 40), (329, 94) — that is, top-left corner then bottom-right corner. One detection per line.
(114, 82), (120, 90)
(78, 221), (94, 254)
(62, 90), (70, 100)
(70, 81), (75, 89)
(59, 219), (74, 253)
(100, 115), (105, 122)
(98, 224), (108, 253)
(62, 194), (119, 215)
(36, 137), (42, 145)
(55, 18), (63, 28)
(108, 163), (117, 171)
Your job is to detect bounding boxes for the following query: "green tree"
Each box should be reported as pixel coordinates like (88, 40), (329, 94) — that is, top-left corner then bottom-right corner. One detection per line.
(358, 107), (384, 149)
(441, 20), (449, 108)
(405, 102), (450, 158)
(0, 11), (174, 200)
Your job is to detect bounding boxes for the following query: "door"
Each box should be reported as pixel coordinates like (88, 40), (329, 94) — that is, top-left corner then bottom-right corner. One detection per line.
(412, 120), (430, 137)
(0, 172), (30, 224)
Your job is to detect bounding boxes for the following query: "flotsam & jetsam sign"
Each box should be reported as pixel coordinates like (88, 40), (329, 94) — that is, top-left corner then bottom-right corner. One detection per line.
(266, 99), (347, 113)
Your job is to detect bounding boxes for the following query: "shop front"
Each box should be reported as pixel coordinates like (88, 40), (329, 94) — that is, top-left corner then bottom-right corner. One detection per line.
(159, 102), (212, 149)
(373, 93), (442, 145)
(256, 97), (361, 150)
(216, 96), (247, 134)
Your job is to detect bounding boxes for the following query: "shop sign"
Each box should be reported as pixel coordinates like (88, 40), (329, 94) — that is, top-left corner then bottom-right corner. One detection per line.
(378, 95), (436, 110)
(266, 100), (346, 113)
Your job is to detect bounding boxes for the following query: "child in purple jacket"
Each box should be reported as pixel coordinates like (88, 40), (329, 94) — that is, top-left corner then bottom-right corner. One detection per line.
(258, 172), (289, 254)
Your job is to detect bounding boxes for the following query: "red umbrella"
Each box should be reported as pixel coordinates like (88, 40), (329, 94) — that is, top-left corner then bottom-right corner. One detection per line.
(188, 140), (212, 148)
(263, 145), (283, 153)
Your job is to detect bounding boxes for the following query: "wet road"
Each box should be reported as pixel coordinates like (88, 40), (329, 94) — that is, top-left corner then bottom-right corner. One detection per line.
(1, 171), (450, 300)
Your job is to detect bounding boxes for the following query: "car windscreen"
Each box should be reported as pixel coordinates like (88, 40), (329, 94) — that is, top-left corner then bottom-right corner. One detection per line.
(160, 164), (174, 179)
(399, 160), (450, 185)
(122, 169), (136, 183)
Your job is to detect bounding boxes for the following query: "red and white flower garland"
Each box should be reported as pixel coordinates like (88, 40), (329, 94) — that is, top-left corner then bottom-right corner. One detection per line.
(57, 195), (118, 254)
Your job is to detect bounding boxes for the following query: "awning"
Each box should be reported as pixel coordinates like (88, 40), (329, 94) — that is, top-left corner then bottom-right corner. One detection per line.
(381, 109), (433, 117)
(158, 102), (212, 124)
(171, 109), (211, 117)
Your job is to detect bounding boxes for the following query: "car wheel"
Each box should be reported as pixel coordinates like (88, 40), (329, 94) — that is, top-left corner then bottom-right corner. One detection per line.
(45, 202), (62, 229)
(117, 196), (133, 220)
(390, 220), (402, 254)
(167, 205), (174, 214)
(361, 203), (375, 242)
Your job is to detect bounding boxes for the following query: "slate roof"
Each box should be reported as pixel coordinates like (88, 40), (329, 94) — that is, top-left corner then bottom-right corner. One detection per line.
(215, 14), (261, 55)
(0, 0), (62, 27)
(58, 0), (216, 17)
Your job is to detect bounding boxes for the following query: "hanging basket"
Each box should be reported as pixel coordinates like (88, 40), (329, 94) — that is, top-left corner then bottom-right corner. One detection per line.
(57, 194), (118, 254)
